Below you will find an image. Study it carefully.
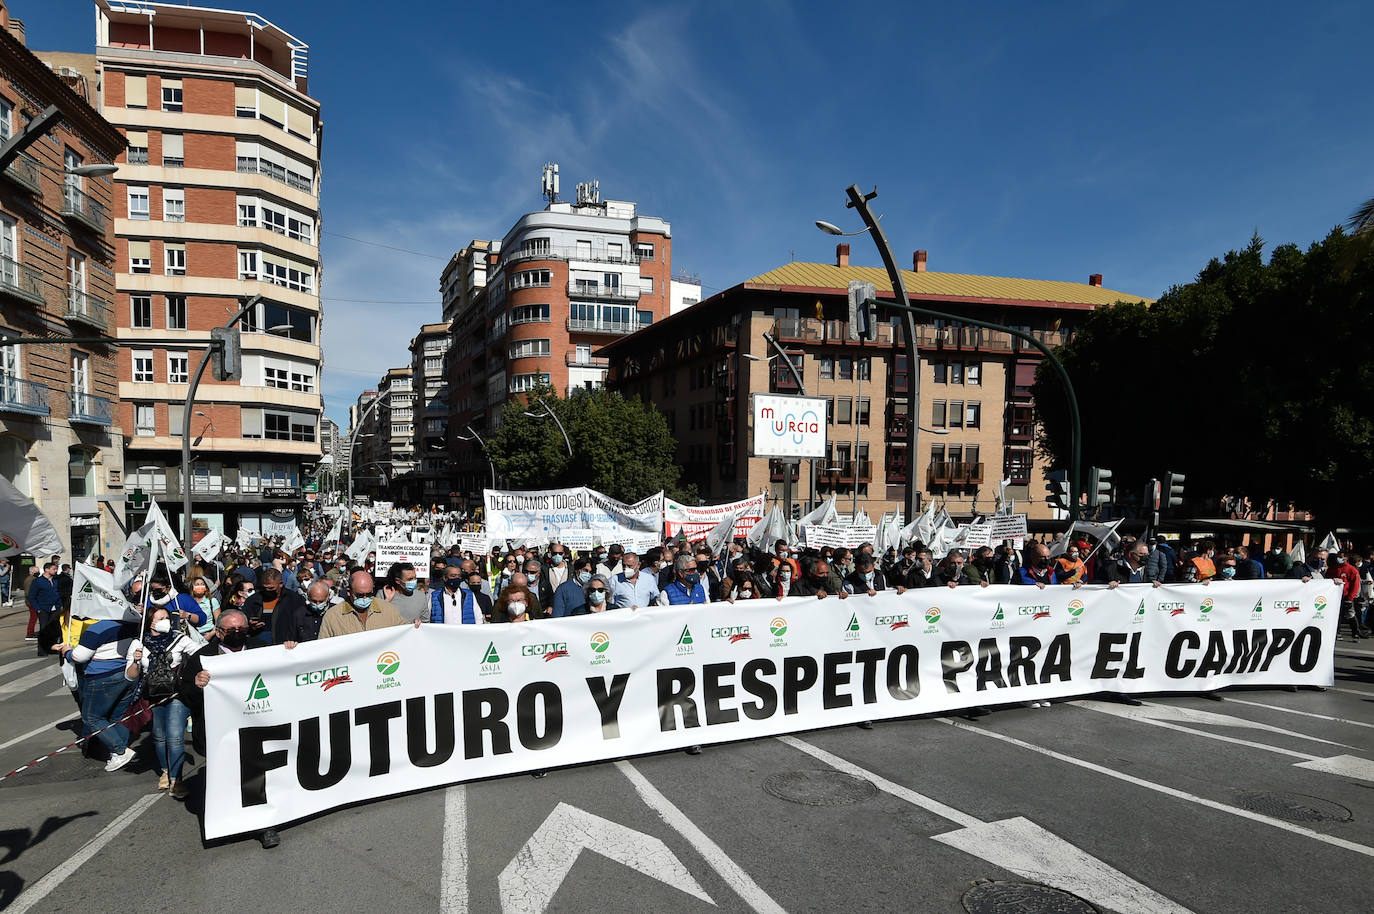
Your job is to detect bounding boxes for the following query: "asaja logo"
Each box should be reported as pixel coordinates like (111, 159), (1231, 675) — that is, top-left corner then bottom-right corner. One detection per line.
(1134, 599), (1146, 624)
(589, 631), (612, 665)
(479, 641), (501, 677)
(675, 624), (694, 656)
(770, 618), (788, 637)
(376, 651), (401, 676)
(844, 613), (861, 641)
(522, 642), (569, 661)
(991, 604), (1006, 630)
(244, 674), (272, 714)
(875, 615), (909, 630)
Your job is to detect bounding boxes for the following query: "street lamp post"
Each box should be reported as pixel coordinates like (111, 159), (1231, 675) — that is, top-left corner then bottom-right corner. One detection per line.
(455, 425), (497, 490)
(347, 394), (389, 511)
(523, 400), (572, 457)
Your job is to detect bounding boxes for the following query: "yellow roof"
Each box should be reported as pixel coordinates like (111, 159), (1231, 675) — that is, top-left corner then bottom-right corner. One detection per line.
(743, 262), (1151, 308)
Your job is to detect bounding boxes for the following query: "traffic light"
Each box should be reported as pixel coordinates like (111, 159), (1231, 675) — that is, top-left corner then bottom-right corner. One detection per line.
(847, 280), (878, 341)
(210, 326), (242, 381)
(1163, 471), (1186, 511)
(791, 502), (802, 521)
(1087, 466), (1113, 509)
(1045, 469), (1071, 511)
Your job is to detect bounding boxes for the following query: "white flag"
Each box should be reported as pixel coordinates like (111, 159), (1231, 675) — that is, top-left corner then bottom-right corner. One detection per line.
(1318, 531), (1339, 553)
(113, 520), (156, 590)
(706, 507), (745, 556)
(321, 516), (343, 549)
(1289, 541), (1306, 565)
(852, 508), (872, 527)
(236, 527), (254, 549)
(284, 524), (305, 554)
(73, 562), (135, 621)
(798, 495), (838, 527)
(144, 499), (188, 571)
(193, 529), (225, 562)
(0, 476), (62, 559)
(345, 528), (374, 563)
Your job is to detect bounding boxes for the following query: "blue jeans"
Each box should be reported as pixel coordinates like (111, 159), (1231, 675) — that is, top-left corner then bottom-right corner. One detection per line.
(151, 698), (189, 779)
(80, 670), (135, 755)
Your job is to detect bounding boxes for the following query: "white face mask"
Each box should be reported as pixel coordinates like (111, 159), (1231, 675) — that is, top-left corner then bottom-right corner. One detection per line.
(152, 618), (172, 634)
(507, 601), (526, 617)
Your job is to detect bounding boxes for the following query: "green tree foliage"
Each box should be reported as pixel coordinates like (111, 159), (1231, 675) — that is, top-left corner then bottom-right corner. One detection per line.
(1032, 227), (1374, 524)
(487, 386), (697, 503)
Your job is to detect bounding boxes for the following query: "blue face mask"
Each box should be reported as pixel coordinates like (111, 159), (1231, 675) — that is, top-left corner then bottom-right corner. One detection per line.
(403, 580), (418, 593)
(577, 571), (592, 585)
(308, 600), (329, 614)
(589, 591), (606, 605)
(551, 554), (565, 565)
(1221, 567), (1236, 579)
(352, 595), (373, 610)
(685, 572), (701, 588)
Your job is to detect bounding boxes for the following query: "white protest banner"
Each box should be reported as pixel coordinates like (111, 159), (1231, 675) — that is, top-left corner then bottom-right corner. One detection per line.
(193, 529), (226, 562)
(484, 487), (663, 546)
(0, 476), (62, 558)
(375, 539), (431, 580)
(202, 579), (1338, 838)
(663, 494), (766, 542)
(965, 515), (1029, 550)
(145, 500), (188, 571)
(843, 524), (877, 548)
(72, 562), (134, 621)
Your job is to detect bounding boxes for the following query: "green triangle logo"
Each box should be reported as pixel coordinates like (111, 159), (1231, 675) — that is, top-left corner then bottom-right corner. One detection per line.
(846, 613), (860, 632)
(482, 641), (500, 664)
(246, 674), (269, 701)
(992, 604), (1005, 621)
(677, 625), (693, 645)
(1135, 600), (1145, 616)
(1253, 599), (1263, 614)
(80, 581), (93, 594)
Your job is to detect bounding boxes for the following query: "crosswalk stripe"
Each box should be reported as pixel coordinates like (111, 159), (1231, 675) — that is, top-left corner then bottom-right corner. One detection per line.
(0, 665), (60, 697)
(0, 657), (47, 678)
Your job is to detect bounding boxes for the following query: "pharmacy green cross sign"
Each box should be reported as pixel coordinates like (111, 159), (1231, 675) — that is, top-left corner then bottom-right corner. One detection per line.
(127, 488), (149, 510)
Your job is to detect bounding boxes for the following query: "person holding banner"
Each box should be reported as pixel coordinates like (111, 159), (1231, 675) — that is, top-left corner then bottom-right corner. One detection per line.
(318, 572), (416, 638)
(125, 605), (199, 797)
(845, 552), (904, 595)
(657, 553), (710, 605)
(432, 565), (489, 624)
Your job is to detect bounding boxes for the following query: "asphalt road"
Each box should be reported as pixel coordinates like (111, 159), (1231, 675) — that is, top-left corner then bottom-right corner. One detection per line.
(3, 604), (1373, 914)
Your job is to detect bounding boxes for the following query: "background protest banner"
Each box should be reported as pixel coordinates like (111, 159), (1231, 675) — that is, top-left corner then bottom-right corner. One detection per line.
(664, 494), (766, 542)
(374, 539), (432, 580)
(964, 515), (1029, 549)
(800, 523), (877, 549)
(483, 487), (663, 548)
(202, 579), (1338, 838)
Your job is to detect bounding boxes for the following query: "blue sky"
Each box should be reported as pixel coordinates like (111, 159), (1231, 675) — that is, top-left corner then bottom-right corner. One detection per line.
(24, 1), (1374, 428)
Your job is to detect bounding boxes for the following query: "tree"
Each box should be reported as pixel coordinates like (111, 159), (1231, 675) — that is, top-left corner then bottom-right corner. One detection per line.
(1033, 227), (1374, 526)
(486, 386), (697, 503)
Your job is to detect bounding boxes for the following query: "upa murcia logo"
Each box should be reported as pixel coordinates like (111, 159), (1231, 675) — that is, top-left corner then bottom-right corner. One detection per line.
(1313, 595), (1327, 620)
(991, 604), (1007, 630)
(589, 631), (612, 666)
(1198, 597), (1215, 623)
(522, 642), (569, 662)
(375, 651), (402, 690)
(1018, 604), (1051, 620)
(479, 641), (502, 678)
(675, 624), (695, 656)
(844, 613), (861, 642)
(295, 665), (351, 690)
(923, 607), (941, 634)
(712, 625), (752, 644)
(768, 617), (789, 648)
(1158, 601), (1186, 618)
(244, 674), (272, 714)
(1066, 599), (1085, 625)
(875, 614), (909, 631)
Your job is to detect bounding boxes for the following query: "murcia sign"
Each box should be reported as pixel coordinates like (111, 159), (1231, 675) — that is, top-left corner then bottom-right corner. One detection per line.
(751, 394), (828, 458)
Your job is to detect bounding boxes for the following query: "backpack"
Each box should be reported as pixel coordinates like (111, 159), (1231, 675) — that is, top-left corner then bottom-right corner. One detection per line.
(143, 641), (181, 702)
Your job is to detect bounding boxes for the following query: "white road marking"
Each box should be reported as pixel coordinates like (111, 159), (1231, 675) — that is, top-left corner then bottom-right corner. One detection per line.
(0, 665), (59, 697)
(439, 784), (468, 914)
(1334, 647), (1374, 658)
(1076, 699), (1355, 748)
(0, 657), (47, 678)
(1293, 755), (1374, 780)
(6, 791), (162, 914)
(1331, 686), (1374, 699)
(497, 800), (713, 914)
(780, 736), (1192, 914)
(1224, 697), (1374, 731)
(0, 713), (79, 752)
(616, 759), (786, 914)
(941, 719), (1374, 858)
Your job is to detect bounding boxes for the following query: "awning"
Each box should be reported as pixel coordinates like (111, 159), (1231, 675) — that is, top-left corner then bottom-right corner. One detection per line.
(1170, 517), (1314, 534)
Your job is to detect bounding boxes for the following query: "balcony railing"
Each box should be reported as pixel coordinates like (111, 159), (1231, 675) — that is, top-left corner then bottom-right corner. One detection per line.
(69, 391), (113, 426)
(927, 461), (984, 485)
(62, 185), (108, 234)
(3, 152), (40, 193)
(568, 281), (642, 302)
(567, 383), (604, 397)
(0, 375), (50, 417)
(565, 351), (610, 368)
(235, 157), (314, 193)
(0, 255), (45, 307)
(504, 245), (644, 267)
(64, 289), (109, 331)
(566, 318), (642, 336)
(819, 459), (872, 482)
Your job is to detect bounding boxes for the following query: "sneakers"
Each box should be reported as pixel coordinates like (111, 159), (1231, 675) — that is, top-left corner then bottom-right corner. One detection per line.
(104, 749), (134, 772)
(157, 771), (170, 790)
(259, 828), (280, 849)
(24, 636), (37, 642)
(170, 779), (189, 800)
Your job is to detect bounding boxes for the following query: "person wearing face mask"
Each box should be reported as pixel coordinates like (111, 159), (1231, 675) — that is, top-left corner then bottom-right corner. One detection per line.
(523, 558), (555, 612)
(585, 574), (612, 612)
(765, 559), (795, 599)
(542, 544), (569, 595)
(657, 553), (710, 605)
(553, 557), (595, 616)
(1325, 551), (1366, 641)
(383, 562), (431, 623)
(188, 576), (219, 637)
(790, 559), (848, 599)
(493, 582), (537, 622)
(280, 580), (339, 644)
(611, 552), (659, 610)
(771, 540), (800, 580)
(1054, 544), (1087, 585)
(125, 606), (199, 796)
(936, 552), (982, 589)
(596, 545), (624, 579)
(1018, 543), (1066, 588)
(319, 571), (417, 638)
(1263, 544), (1292, 578)
(432, 565), (490, 624)
(494, 553), (521, 594)
(845, 553), (899, 595)
(902, 549), (941, 588)
(62, 602), (142, 771)
(242, 567), (305, 646)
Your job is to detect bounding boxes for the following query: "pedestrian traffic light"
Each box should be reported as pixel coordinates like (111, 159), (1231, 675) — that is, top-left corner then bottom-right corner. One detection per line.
(210, 326), (241, 382)
(1045, 469), (1071, 510)
(1087, 466), (1113, 509)
(847, 280), (878, 341)
(1163, 471), (1186, 511)
(791, 502), (802, 521)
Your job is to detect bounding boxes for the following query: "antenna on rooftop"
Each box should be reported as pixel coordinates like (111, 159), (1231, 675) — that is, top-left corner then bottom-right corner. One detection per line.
(541, 162), (560, 205)
(575, 179), (600, 206)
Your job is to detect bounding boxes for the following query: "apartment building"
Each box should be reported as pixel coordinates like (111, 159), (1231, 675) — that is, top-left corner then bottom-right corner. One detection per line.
(376, 365), (413, 496)
(444, 174), (675, 509)
(600, 247), (1149, 524)
(92, 0), (322, 538)
(0, 2), (126, 558)
(409, 322), (449, 504)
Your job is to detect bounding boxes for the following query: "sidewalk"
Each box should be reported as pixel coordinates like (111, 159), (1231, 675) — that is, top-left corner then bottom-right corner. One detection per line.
(0, 602), (34, 653)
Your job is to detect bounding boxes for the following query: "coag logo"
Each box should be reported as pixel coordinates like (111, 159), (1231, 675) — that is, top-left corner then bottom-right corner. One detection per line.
(1158, 602), (1186, 617)
(770, 618), (788, 637)
(1017, 605), (1050, 617)
(1274, 600), (1300, 615)
(711, 626), (751, 643)
(295, 666), (351, 689)
(1067, 599), (1085, 617)
(875, 615), (909, 630)
(522, 642), (569, 661)
(376, 651), (401, 676)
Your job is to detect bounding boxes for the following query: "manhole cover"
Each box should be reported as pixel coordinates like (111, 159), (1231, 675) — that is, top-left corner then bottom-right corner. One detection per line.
(1235, 791), (1353, 823)
(762, 769), (877, 806)
(962, 881), (1098, 913)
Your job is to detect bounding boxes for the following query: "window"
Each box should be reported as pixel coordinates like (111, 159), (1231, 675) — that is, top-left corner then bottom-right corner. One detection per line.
(131, 295), (152, 329)
(238, 249), (257, 279)
(128, 185), (150, 220)
(0, 213), (14, 276)
(509, 303), (549, 324)
(167, 352), (188, 384)
(836, 397), (853, 424)
(239, 462), (298, 492)
(126, 130), (148, 164)
(856, 397), (871, 425)
(837, 358), (853, 381)
(603, 273), (621, 293)
(966, 362), (981, 385)
(71, 352), (89, 396)
(509, 338), (550, 359)
(67, 252), (87, 314)
(166, 295), (186, 330)
(965, 445), (979, 467)
(129, 240), (151, 274)
(817, 357), (834, 380)
(235, 85), (256, 118)
(857, 357), (871, 381)
(965, 402), (981, 428)
(290, 369), (314, 393)
(635, 242), (654, 261)
(949, 400), (964, 428)
(607, 242), (622, 261)
(135, 403), (155, 436)
(132, 350), (154, 382)
(68, 448), (94, 497)
(950, 362), (963, 385)
(265, 411), (316, 441)
(932, 400), (947, 427)
(125, 75), (148, 109)
(163, 188), (184, 222)
(933, 361), (946, 384)
(165, 243), (186, 276)
(520, 237), (550, 258)
(0, 97), (12, 141)
(512, 269), (550, 289)
(238, 202), (257, 227)
(576, 240), (591, 259)
(128, 465), (167, 494)
(261, 302), (313, 342)
(161, 132), (183, 167)
(640, 277), (654, 294)
(161, 79), (182, 112)
(509, 372), (550, 394)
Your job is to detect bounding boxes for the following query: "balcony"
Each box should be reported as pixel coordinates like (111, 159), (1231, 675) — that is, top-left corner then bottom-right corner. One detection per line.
(2, 152), (40, 194)
(64, 289), (109, 332)
(62, 185), (108, 235)
(568, 281), (641, 303)
(0, 256), (45, 308)
(927, 461), (984, 486)
(818, 459), (872, 483)
(566, 318), (641, 336)
(69, 391), (113, 426)
(769, 459), (801, 483)
(566, 351), (610, 368)
(504, 245), (644, 267)
(888, 413), (909, 440)
(0, 376), (51, 417)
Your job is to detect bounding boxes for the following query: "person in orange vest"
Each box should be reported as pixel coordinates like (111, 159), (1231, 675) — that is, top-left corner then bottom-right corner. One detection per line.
(1054, 542), (1087, 584)
(1186, 539), (1217, 582)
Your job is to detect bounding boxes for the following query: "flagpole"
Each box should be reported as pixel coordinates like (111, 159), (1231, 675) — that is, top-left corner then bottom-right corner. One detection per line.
(139, 533), (159, 642)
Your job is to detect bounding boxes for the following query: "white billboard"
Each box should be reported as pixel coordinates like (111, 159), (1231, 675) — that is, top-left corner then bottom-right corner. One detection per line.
(751, 393), (828, 458)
